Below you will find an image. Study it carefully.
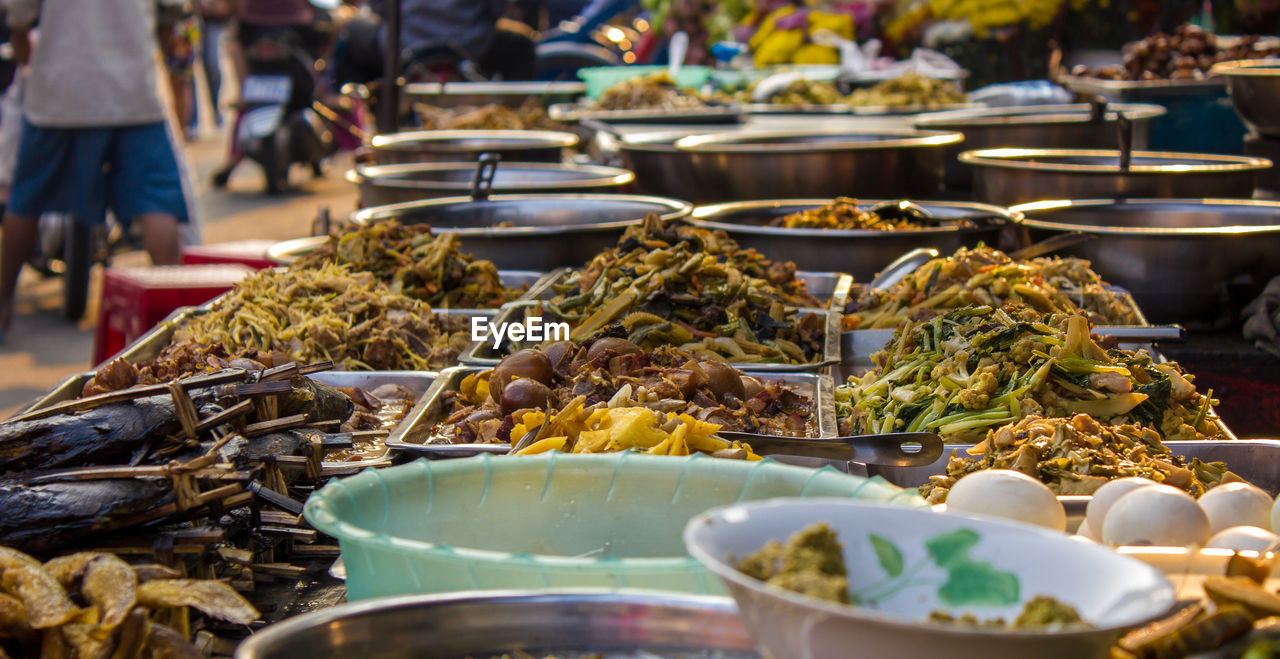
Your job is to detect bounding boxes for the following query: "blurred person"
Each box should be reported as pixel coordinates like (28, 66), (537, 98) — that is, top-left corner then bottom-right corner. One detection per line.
(333, 0), (537, 89)
(0, 0), (194, 338)
(193, 0), (233, 128)
(159, 1), (201, 140)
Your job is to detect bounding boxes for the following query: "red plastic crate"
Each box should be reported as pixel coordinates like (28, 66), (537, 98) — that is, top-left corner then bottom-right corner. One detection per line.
(180, 240), (279, 270)
(93, 264), (254, 365)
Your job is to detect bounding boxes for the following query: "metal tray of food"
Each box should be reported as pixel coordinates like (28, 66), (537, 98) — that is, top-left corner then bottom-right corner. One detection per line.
(1057, 73), (1226, 99)
(402, 80), (586, 108)
(463, 300), (840, 373)
(548, 102), (744, 124)
(17, 365), (435, 470)
(386, 365), (838, 458)
(743, 103), (855, 115)
(849, 102), (983, 116)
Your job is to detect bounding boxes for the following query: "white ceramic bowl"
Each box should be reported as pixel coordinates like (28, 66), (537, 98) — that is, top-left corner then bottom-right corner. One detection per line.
(684, 498), (1176, 659)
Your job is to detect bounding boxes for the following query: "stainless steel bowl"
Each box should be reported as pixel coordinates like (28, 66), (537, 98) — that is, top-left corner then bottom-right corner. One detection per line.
(350, 193), (692, 269)
(688, 198), (1015, 279)
(673, 129), (964, 203)
(346, 161), (634, 206)
(616, 129), (709, 201)
(914, 103), (1166, 190)
(962, 148), (1271, 206)
(1011, 198), (1280, 322)
(235, 590), (757, 659)
(1213, 59), (1280, 139)
(402, 81), (586, 109)
(368, 129), (580, 165)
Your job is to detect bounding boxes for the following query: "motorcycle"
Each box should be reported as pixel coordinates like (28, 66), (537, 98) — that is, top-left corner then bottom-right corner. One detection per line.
(217, 28), (335, 194)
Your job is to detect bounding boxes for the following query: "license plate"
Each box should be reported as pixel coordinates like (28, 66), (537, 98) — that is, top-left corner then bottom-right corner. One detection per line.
(242, 75), (292, 104)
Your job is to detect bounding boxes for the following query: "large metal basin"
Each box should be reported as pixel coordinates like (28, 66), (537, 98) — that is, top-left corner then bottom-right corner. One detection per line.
(236, 590), (757, 658)
(616, 129), (709, 201)
(402, 81), (585, 109)
(1011, 198), (1280, 323)
(368, 129), (579, 165)
(673, 129), (963, 203)
(688, 199), (1014, 279)
(914, 103), (1165, 190)
(350, 193), (692, 269)
(346, 161), (633, 206)
(963, 148), (1270, 206)
(1213, 59), (1280, 140)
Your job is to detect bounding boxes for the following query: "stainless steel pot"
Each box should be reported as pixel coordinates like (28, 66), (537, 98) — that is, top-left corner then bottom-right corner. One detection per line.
(350, 193), (692, 270)
(346, 161), (634, 206)
(673, 129), (963, 203)
(688, 199), (1015, 279)
(1213, 59), (1280, 139)
(1011, 198), (1280, 323)
(368, 129), (579, 165)
(402, 81), (586, 109)
(615, 129), (709, 201)
(235, 590), (757, 659)
(914, 103), (1166, 190)
(962, 148), (1270, 206)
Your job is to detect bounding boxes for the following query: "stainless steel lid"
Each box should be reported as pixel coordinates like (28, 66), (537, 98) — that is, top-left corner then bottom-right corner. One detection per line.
(914, 102), (1166, 128)
(345, 161), (634, 192)
(959, 148), (1273, 174)
(370, 129), (580, 152)
(351, 192), (693, 233)
(1011, 197), (1280, 236)
(675, 129), (963, 153)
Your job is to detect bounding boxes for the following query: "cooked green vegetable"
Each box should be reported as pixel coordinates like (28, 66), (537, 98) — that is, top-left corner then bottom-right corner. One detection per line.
(843, 245), (1142, 330)
(835, 306), (1224, 443)
(532, 215), (825, 364)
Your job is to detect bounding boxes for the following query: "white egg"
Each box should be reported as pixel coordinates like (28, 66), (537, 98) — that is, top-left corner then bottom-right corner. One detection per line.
(1085, 477), (1159, 533)
(944, 469), (1066, 532)
(1198, 482), (1274, 534)
(1101, 484), (1211, 547)
(1273, 496), (1280, 534)
(1207, 526), (1280, 552)
(1076, 518), (1097, 542)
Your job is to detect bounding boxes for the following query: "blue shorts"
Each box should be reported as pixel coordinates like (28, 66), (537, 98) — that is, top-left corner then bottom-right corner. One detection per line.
(8, 120), (192, 226)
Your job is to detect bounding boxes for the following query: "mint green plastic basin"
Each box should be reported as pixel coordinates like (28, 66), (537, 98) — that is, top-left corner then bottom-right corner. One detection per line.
(578, 66), (713, 99)
(304, 453), (923, 600)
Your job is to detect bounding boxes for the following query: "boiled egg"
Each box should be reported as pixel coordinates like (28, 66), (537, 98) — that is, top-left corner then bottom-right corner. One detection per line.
(1198, 482), (1273, 534)
(1101, 484), (1210, 547)
(944, 469), (1066, 532)
(1085, 477), (1158, 534)
(1206, 525), (1280, 552)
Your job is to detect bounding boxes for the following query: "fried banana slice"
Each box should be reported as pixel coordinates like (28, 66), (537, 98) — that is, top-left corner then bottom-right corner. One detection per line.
(60, 622), (112, 659)
(42, 552), (104, 587)
(130, 565), (181, 583)
(0, 593), (26, 630)
(1, 566), (77, 629)
(107, 609), (150, 659)
(0, 547), (39, 573)
(81, 555), (136, 630)
(135, 580), (258, 625)
(143, 622), (201, 659)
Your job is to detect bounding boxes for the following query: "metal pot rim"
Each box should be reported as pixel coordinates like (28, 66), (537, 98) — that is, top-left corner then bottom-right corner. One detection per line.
(1011, 197), (1280, 236)
(402, 80), (586, 95)
(350, 192), (693, 233)
(369, 129), (580, 151)
(234, 589), (742, 658)
(959, 148), (1273, 174)
(914, 103), (1166, 128)
(1211, 59), (1280, 77)
(674, 129), (964, 153)
(689, 198), (1018, 236)
(346, 161), (634, 191)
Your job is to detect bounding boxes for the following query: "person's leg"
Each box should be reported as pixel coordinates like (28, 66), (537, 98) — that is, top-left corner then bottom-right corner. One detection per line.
(107, 122), (191, 266)
(0, 121), (109, 333)
(200, 18), (226, 126)
(0, 212), (38, 331)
